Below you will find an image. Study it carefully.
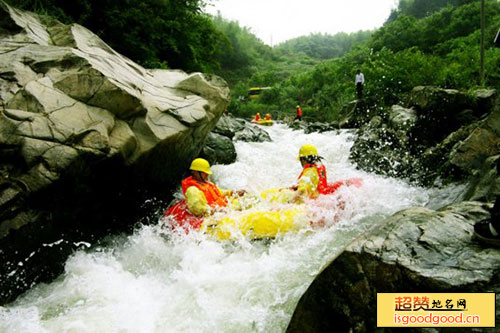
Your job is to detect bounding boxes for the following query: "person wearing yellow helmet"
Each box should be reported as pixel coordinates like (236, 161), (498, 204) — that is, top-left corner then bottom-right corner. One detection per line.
(265, 113), (272, 120)
(293, 144), (324, 199)
(181, 158), (245, 217)
(290, 144), (363, 202)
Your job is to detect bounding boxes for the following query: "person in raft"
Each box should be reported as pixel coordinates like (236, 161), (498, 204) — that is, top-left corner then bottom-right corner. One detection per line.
(291, 144), (361, 201)
(253, 113), (261, 121)
(182, 158), (246, 217)
(265, 113), (272, 120)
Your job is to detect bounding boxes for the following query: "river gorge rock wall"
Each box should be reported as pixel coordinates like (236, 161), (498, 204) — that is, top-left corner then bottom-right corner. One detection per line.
(0, 2), (229, 304)
(349, 87), (500, 190)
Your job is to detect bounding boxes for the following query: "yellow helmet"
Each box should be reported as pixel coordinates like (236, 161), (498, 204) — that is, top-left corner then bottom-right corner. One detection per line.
(190, 158), (212, 175)
(298, 144), (318, 159)
(296, 105), (300, 108)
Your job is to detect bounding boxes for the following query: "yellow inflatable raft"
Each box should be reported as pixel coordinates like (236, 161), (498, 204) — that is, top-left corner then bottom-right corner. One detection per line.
(251, 119), (274, 126)
(199, 187), (309, 240)
(201, 205), (309, 240)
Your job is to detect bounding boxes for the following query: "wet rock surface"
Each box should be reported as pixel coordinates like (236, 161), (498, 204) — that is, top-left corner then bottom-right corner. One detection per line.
(200, 115), (272, 165)
(338, 97), (383, 129)
(349, 87), (500, 186)
(288, 201), (500, 332)
(201, 132), (237, 165)
(213, 115), (271, 143)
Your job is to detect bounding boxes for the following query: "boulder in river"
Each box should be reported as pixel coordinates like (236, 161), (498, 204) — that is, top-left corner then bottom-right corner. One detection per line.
(287, 201), (500, 332)
(201, 132), (237, 165)
(338, 97), (382, 128)
(212, 115), (271, 143)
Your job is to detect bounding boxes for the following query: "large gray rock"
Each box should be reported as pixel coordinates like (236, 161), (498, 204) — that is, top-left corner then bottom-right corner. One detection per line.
(388, 105), (417, 131)
(350, 87), (499, 186)
(338, 97), (382, 128)
(407, 86), (485, 146)
(304, 121), (339, 134)
(350, 116), (423, 182)
(0, 2), (229, 304)
(421, 105), (500, 185)
(201, 132), (237, 165)
(212, 115), (246, 139)
(288, 201), (500, 332)
(464, 155), (500, 202)
(449, 105), (500, 173)
(213, 115), (271, 142)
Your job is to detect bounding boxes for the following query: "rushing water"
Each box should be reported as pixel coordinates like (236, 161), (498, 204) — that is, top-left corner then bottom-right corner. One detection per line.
(0, 123), (461, 332)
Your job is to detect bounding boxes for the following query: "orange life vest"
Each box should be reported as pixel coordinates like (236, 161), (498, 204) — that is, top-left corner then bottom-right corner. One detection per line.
(297, 107), (303, 117)
(254, 114), (261, 121)
(164, 177), (228, 232)
(298, 164), (342, 195)
(181, 176), (228, 208)
(265, 115), (271, 120)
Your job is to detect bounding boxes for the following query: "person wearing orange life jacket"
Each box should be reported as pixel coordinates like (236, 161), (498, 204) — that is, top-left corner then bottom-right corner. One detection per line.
(265, 113), (272, 120)
(293, 144), (346, 200)
(253, 113), (261, 121)
(182, 158), (245, 217)
(295, 105), (303, 121)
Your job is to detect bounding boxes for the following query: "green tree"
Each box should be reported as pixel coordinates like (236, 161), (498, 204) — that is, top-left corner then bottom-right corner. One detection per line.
(6, 0), (226, 72)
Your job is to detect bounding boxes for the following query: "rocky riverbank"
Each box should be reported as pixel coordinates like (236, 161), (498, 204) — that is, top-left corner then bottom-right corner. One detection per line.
(286, 88), (500, 331)
(287, 201), (500, 332)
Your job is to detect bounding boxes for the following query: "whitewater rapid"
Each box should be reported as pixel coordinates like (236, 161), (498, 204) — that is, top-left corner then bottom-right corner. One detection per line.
(0, 123), (460, 332)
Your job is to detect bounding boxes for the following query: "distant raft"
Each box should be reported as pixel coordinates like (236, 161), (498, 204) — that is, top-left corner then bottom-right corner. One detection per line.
(251, 119), (274, 126)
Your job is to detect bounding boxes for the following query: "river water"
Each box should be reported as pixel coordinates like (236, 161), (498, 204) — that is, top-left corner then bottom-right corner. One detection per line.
(0, 123), (462, 332)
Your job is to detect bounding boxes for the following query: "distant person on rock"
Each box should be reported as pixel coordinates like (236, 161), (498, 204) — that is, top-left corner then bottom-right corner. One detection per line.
(355, 69), (365, 99)
(295, 105), (303, 121)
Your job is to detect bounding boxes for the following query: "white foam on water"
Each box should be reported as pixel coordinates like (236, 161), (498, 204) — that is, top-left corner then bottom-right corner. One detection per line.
(0, 123), (456, 332)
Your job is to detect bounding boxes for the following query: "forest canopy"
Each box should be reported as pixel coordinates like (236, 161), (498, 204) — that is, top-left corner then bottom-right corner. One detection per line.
(6, 0), (500, 122)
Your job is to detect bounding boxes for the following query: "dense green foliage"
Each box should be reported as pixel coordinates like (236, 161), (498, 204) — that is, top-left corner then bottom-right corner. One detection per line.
(387, 0), (475, 21)
(230, 0), (500, 122)
(373, 1), (500, 52)
(6, 0), (225, 72)
(274, 31), (373, 60)
(211, 15), (276, 86)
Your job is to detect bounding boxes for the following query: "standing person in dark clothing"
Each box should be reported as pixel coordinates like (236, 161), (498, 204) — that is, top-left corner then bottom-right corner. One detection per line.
(355, 69), (364, 99)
